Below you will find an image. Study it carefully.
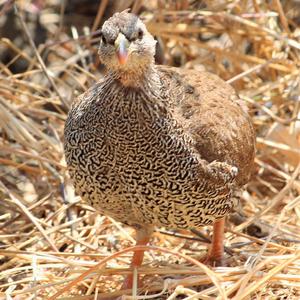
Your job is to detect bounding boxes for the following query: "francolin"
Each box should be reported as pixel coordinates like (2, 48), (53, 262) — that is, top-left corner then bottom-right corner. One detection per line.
(64, 11), (255, 289)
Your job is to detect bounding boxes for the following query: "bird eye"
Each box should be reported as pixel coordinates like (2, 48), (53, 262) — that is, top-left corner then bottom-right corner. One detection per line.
(137, 29), (143, 40)
(101, 35), (107, 44)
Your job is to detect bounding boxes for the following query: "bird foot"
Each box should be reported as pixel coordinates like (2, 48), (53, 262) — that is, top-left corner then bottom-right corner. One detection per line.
(121, 275), (134, 290)
(120, 274), (143, 290)
(200, 253), (225, 267)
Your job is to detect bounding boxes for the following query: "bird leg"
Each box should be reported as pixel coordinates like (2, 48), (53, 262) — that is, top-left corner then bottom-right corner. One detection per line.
(121, 226), (153, 290)
(202, 218), (225, 266)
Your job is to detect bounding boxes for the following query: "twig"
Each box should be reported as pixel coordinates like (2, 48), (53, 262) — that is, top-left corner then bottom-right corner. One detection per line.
(47, 245), (226, 300)
(13, 4), (69, 110)
(132, 0), (143, 14)
(273, 0), (291, 33)
(92, 0), (109, 32)
(236, 162), (300, 233)
(0, 181), (59, 252)
(55, 0), (67, 40)
(0, 0), (14, 17)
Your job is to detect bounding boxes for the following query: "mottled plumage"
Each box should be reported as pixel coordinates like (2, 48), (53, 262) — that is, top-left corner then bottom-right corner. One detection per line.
(64, 66), (254, 226)
(64, 11), (255, 274)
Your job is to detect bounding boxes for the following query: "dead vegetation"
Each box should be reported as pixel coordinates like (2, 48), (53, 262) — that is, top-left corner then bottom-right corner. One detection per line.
(0, 0), (300, 299)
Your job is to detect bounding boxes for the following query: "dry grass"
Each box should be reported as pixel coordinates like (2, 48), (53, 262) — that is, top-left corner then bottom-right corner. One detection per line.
(0, 0), (300, 299)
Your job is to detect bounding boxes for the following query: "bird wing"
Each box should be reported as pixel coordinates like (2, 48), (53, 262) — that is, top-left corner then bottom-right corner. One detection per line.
(157, 65), (255, 187)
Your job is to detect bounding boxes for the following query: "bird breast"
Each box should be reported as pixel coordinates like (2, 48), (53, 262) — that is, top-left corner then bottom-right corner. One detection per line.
(64, 81), (234, 229)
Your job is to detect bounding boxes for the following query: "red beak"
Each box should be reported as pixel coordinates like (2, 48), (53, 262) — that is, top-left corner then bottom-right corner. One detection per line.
(115, 33), (129, 65)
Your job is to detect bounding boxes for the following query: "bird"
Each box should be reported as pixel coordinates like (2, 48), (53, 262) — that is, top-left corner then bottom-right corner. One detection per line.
(64, 11), (255, 289)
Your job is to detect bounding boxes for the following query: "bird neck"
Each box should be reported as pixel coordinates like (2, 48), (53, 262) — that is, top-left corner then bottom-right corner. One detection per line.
(109, 63), (158, 88)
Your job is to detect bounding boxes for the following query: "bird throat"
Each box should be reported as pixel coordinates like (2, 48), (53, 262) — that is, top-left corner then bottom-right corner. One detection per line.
(113, 64), (156, 88)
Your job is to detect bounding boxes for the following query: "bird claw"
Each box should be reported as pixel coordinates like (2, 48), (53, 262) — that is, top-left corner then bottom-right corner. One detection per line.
(200, 253), (226, 267)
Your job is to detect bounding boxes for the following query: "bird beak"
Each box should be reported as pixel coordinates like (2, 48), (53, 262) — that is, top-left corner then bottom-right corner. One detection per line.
(115, 33), (129, 65)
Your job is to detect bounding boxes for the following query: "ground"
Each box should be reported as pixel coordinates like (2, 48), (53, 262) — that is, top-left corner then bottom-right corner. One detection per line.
(0, 1), (300, 299)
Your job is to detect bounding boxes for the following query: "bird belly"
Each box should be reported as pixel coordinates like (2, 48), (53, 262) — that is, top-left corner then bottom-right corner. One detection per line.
(65, 93), (235, 230)
(66, 132), (234, 230)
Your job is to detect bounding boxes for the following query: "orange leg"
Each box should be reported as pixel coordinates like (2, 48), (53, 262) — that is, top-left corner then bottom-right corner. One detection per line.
(121, 227), (153, 290)
(203, 218), (225, 266)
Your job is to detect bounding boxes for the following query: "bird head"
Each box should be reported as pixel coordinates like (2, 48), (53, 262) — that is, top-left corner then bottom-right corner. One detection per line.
(98, 11), (156, 75)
